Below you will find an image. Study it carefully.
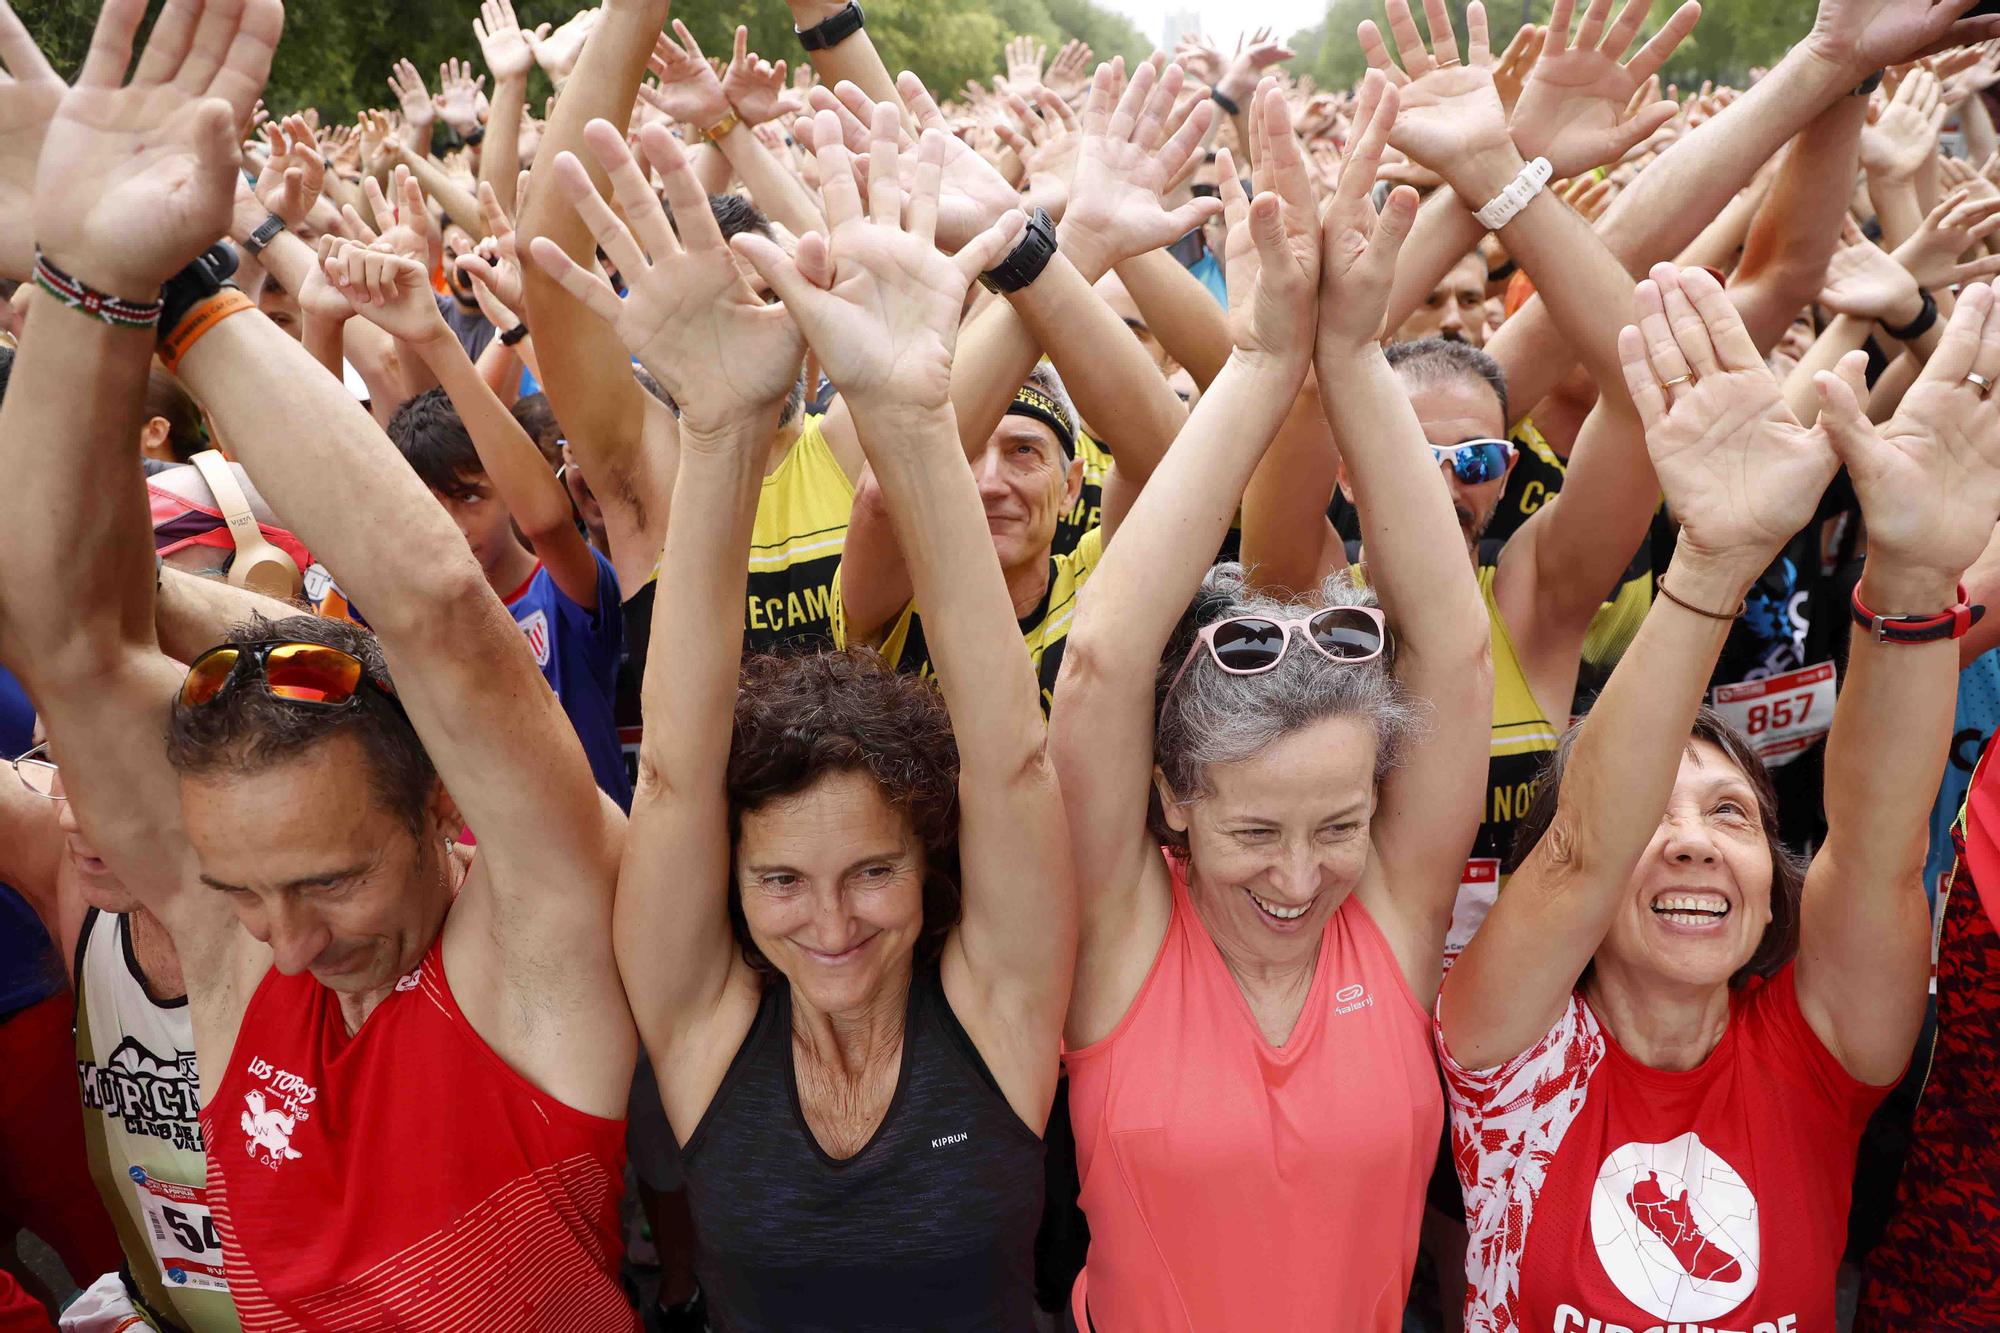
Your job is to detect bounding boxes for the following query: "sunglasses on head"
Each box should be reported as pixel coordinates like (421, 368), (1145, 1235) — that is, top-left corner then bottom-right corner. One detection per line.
(1166, 607), (1389, 702)
(1428, 438), (1515, 485)
(177, 640), (401, 715)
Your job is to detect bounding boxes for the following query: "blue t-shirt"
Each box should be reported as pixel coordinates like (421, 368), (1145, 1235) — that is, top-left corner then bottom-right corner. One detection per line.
(505, 549), (631, 809)
(1926, 650), (2000, 899)
(0, 665), (62, 1017)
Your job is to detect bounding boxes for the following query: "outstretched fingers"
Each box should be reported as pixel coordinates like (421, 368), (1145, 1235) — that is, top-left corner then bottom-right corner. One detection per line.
(1679, 265), (1760, 372)
(866, 100), (903, 226)
(547, 146), (650, 287)
(952, 208), (1027, 285)
(1626, 3), (1701, 85)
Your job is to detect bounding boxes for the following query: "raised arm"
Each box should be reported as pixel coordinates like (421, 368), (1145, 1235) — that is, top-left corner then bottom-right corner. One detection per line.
(1441, 268), (1857, 1070)
(782, 0), (907, 127)
(474, 0), (534, 215)
(1795, 283), (2000, 1083)
(528, 118), (804, 1106)
(517, 0), (675, 594)
(741, 104), (1071, 1112)
(1729, 91), (1865, 353)
(1051, 82), (1371, 1041)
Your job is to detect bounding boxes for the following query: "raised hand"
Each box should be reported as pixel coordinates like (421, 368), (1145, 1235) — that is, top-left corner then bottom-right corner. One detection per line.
(1855, 282), (2000, 582)
(1807, 0), (2000, 74)
(35, 0), (281, 301)
(1894, 186), (2000, 288)
(346, 166), (442, 277)
(322, 236), (449, 345)
(388, 58), (436, 131)
(1862, 68), (1946, 180)
(1317, 71), (1418, 350)
(995, 88), (1082, 221)
(1509, 0), (1699, 179)
(731, 103), (1025, 416)
(0, 3), (65, 281)
(1047, 39), (1095, 98)
(528, 118), (803, 431)
(1217, 80), (1321, 367)
(456, 180), (524, 324)
(1005, 35), (1047, 94)
(1174, 32), (1223, 85)
(1216, 26), (1297, 107)
(434, 57), (487, 136)
(357, 107), (396, 174)
(1359, 0), (1514, 184)
(527, 7), (600, 81)
(721, 27), (805, 126)
(255, 114), (324, 227)
(641, 22), (728, 128)
(1818, 220), (1923, 323)
(298, 234), (363, 325)
(1059, 57), (1221, 280)
(1618, 265), (1846, 563)
(475, 0), (535, 84)
(1491, 22), (1546, 113)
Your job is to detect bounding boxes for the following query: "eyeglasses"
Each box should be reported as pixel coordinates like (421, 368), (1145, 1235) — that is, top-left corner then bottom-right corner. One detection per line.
(13, 742), (61, 801)
(178, 641), (400, 714)
(1166, 607), (1389, 701)
(1428, 438), (1516, 485)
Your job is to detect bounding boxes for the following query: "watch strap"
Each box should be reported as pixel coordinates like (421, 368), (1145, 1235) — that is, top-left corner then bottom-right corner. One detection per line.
(1851, 581), (1987, 643)
(979, 208), (1059, 294)
(702, 107), (743, 143)
(243, 213), (289, 257)
(1473, 157), (1553, 231)
(1881, 287), (1938, 343)
(499, 321), (531, 346)
(796, 1), (864, 52)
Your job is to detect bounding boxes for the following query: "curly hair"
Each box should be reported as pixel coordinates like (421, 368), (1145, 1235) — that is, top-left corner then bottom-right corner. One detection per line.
(1509, 705), (1807, 988)
(725, 649), (963, 976)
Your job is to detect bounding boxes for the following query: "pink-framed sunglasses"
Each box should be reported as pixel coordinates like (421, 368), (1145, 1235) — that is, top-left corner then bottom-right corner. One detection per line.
(1165, 607), (1389, 702)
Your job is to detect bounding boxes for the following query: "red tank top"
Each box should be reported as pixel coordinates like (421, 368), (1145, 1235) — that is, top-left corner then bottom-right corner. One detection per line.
(199, 928), (633, 1331)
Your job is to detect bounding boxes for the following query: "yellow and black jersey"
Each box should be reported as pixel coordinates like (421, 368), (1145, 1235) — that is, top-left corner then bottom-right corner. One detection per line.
(1476, 551), (1563, 870)
(1053, 431), (1113, 558)
(832, 527), (1105, 714)
(744, 414), (855, 655)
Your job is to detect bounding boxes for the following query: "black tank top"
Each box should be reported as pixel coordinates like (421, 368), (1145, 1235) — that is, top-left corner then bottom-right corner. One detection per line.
(681, 961), (1045, 1332)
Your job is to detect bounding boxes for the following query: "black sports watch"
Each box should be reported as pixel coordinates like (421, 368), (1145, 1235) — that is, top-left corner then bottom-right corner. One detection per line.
(242, 212), (288, 258)
(158, 243), (241, 347)
(979, 208), (1059, 295)
(796, 1), (864, 52)
(499, 321), (531, 347)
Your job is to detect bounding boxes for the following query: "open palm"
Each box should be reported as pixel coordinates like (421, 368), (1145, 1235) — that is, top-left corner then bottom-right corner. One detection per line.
(1510, 0), (1696, 178)
(1221, 83), (1321, 363)
(1062, 58), (1219, 277)
(530, 120), (801, 432)
(1358, 0), (1512, 176)
(1318, 74), (1414, 350)
(0, 4), (60, 282)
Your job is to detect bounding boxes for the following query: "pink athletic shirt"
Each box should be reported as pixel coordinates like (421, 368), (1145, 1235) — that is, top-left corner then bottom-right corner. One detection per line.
(1440, 965), (1891, 1333)
(1065, 850), (1441, 1331)
(200, 927), (634, 1331)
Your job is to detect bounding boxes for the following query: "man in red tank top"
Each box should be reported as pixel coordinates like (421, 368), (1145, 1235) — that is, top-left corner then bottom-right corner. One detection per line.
(0, 5), (637, 1329)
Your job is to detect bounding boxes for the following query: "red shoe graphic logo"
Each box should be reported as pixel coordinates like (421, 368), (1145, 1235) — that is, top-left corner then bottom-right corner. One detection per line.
(1626, 1172), (1743, 1283)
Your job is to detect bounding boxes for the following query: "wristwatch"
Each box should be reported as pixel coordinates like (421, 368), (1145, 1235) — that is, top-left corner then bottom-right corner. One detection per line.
(158, 244), (242, 347)
(242, 213), (288, 258)
(796, 1), (864, 52)
(1881, 288), (1938, 343)
(979, 208), (1059, 294)
(499, 322), (531, 347)
(1851, 582), (1986, 644)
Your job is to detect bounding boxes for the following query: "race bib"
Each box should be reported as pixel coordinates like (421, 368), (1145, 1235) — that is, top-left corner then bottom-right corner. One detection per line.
(1444, 858), (1502, 964)
(1711, 661), (1836, 768)
(129, 1167), (229, 1293)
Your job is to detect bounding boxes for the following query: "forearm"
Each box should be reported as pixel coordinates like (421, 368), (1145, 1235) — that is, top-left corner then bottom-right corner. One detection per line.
(689, 142), (734, 197)
(246, 229), (318, 310)
(1384, 187), (1486, 335)
(783, 0), (908, 133)
(714, 122), (825, 239)
(1965, 93), (1999, 166)
(1111, 247), (1230, 390)
(1869, 350), (1922, 421)
(397, 149), (487, 239)
(480, 74), (528, 215)
(1008, 253), (1183, 487)
(1734, 97), (1866, 347)
(475, 332), (524, 406)
(156, 566), (299, 663)
(1869, 170), (1926, 250)
(1239, 376), (1342, 594)
(416, 329), (572, 539)
(302, 312), (348, 381)
(1676, 177), (1772, 272)
(1781, 314), (1872, 421)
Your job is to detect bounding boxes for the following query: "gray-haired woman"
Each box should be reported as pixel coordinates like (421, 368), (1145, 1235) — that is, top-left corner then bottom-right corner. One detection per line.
(1048, 76), (1493, 1331)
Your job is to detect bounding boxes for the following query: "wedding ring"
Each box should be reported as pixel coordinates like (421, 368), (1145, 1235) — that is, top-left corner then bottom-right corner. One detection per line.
(1660, 373), (1696, 390)
(1967, 371), (1995, 399)
(1435, 56), (1462, 68)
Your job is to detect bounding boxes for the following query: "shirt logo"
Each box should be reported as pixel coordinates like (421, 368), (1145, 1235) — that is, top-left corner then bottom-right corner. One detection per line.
(238, 1056), (317, 1171)
(1333, 982), (1374, 1015)
(518, 609), (552, 667)
(1590, 1133), (1759, 1320)
(930, 1132), (968, 1149)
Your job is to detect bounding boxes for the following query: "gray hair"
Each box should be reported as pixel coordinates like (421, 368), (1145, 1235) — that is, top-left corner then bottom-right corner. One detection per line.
(1024, 361), (1080, 460)
(1148, 563), (1427, 853)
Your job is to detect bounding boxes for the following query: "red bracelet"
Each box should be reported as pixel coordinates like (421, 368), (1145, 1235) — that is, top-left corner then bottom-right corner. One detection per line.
(1850, 582), (1986, 644)
(32, 250), (163, 329)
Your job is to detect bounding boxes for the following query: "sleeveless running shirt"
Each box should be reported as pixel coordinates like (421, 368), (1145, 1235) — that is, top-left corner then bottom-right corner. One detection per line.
(746, 414), (856, 654)
(199, 929), (632, 1332)
(74, 908), (240, 1331)
(679, 962), (1044, 1332)
(1065, 851), (1441, 1332)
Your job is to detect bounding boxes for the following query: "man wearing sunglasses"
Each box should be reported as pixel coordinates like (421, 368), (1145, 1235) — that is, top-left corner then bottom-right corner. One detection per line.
(0, 4), (637, 1327)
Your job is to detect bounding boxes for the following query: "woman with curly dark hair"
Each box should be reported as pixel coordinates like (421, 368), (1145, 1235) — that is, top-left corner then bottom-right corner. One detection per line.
(538, 109), (1072, 1330)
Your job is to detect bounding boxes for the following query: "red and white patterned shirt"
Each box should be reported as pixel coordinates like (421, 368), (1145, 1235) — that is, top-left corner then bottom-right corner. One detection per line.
(1438, 965), (1890, 1333)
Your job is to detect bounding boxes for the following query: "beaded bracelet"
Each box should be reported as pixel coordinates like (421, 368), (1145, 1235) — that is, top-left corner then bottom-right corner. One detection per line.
(31, 250), (163, 329)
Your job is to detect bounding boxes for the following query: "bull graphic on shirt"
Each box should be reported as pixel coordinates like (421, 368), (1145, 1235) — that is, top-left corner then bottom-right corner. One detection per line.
(241, 1090), (303, 1168)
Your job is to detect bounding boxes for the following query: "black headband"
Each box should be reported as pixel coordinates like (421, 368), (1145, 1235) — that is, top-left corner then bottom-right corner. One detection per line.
(1005, 384), (1075, 456)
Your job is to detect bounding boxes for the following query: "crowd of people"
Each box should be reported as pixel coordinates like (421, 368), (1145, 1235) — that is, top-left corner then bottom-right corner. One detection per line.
(5, 0), (2000, 1329)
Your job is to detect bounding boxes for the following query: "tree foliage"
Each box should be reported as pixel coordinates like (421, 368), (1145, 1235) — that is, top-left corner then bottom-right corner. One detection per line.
(15, 0), (1148, 120)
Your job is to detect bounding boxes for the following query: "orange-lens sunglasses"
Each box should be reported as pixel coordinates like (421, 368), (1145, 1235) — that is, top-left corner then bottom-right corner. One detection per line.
(178, 641), (400, 713)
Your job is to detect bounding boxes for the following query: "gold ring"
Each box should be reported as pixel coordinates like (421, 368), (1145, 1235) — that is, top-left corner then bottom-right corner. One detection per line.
(1435, 56), (1462, 68)
(1967, 370), (1995, 399)
(1660, 373), (1696, 390)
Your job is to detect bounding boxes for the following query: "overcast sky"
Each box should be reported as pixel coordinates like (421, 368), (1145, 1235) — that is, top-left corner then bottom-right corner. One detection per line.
(1096, 0), (1336, 51)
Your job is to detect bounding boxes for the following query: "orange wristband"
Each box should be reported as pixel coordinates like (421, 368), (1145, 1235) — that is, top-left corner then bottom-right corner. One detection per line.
(158, 289), (255, 375)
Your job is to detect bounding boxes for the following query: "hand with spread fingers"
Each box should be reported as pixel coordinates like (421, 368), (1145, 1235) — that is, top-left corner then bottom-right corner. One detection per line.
(1491, 22), (1546, 112)
(388, 58), (437, 132)
(254, 113), (324, 228)
(1057, 56), (1221, 281)
(1895, 186), (2000, 288)
(0, 2), (62, 282)
(1617, 264), (1848, 565)
(1215, 25), (1297, 110)
(1861, 282), (2000, 583)
(345, 166), (443, 278)
(34, 0), (283, 301)
(1862, 68), (1947, 181)
(1047, 38), (1095, 98)
(527, 118), (804, 433)
(1316, 70), (1420, 352)
(642, 21), (729, 128)
(721, 27), (805, 127)
(1509, 0), (1700, 179)
(434, 57), (488, 137)
(730, 103), (1028, 418)
(457, 179), (525, 325)
(1216, 80), (1321, 371)
(1807, 0), (2000, 75)
(995, 87), (1082, 222)
(1819, 220), (1925, 325)
(475, 0), (536, 84)
(1358, 0), (1515, 186)
(526, 7), (600, 81)
(1005, 35), (1047, 95)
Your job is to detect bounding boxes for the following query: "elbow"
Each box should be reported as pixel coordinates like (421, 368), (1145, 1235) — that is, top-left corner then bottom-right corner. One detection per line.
(364, 544), (493, 643)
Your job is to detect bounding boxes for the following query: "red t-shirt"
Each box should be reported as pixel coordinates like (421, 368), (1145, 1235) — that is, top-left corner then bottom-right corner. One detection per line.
(1440, 965), (1890, 1333)
(199, 928), (634, 1331)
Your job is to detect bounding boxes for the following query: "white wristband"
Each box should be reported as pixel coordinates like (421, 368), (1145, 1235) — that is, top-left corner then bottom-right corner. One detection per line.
(1473, 156), (1552, 231)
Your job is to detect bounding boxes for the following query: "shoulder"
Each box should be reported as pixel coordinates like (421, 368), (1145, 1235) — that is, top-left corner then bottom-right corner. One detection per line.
(1440, 988), (1602, 1119)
